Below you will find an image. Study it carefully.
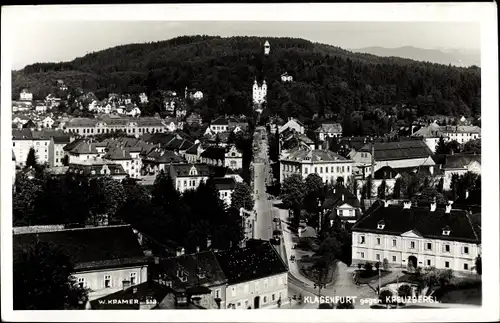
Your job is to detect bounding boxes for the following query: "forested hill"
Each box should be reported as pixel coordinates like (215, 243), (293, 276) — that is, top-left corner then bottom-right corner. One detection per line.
(12, 35), (481, 121)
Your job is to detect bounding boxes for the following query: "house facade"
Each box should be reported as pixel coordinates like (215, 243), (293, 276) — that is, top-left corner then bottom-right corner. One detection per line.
(316, 122), (343, 141)
(13, 225), (149, 301)
(280, 148), (354, 185)
(351, 201), (481, 272)
(224, 145), (243, 170)
(49, 136), (71, 167)
(441, 154), (481, 190)
(20, 89), (33, 101)
(214, 177), (237, 207)
(12, 129), (51, 167)
(278, 118), (304, 135)
(215, 241), (288, 309)
(65, 117), (166, 138)
(169, 163), (211, 193)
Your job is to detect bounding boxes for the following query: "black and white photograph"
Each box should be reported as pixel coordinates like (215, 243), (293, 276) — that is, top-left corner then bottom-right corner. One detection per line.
(1, 3), (498, 322)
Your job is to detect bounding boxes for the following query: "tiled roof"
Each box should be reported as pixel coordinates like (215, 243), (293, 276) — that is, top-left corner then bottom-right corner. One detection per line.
(322, 186), (361, 210)
(13, 225), (147, 272)
(69, 140), (98, 155)
(63, 138), (85, 151)
(104, 146), (132, 160)
(281, 148), (350, 163)
(358, 140), (433, 161)
(166, 138), (193, 151)
(412, 123), (445, 138)
(442, 154), (481, 169)
(185, 143), (200, 155)
(12, 129), (34, 140)
(170, 164), (210, 178)
(143, 149), (185, 164)
(318, 122), (342, 134)
(215, 240), (288, 284)
(52, 135), (72, 144)
(200, 146), (225, 160)
(352, 203), (480, 244)
(213, 177), (236, 191)
(66, 117), (99, 127)
(67, 162), (127, 177)
(152, 251), (228, 291)
(136, 117), (164, 127)
(440, 125), (481, 134)
(211, 116), (229, 126)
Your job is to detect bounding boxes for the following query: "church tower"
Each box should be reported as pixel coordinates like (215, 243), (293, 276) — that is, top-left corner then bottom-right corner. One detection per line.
(264, 40), (270, 55)
(252, 79), (267, 105)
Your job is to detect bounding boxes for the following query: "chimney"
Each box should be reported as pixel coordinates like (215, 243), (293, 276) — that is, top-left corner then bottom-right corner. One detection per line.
(196, 246), (200, 253)
(333, 188), (336, 194)
(384, 200), (389, 207)
(465, 189), (469, 199)
(403, 201), (411, 209)
(429, 166), (434, 175)
(122, 280), (131, 291)
(445, 205), (452, 213)
(176, 247), (185, 257)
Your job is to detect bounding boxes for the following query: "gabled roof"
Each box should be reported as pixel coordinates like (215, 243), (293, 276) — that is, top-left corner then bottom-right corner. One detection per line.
(322, 186), (361, 210)
(454, 189), (481, 208)
(442, 154), (481, 170)
(68, 140), (98, 155)
(67, 162), (127, 177)
(170, 164), (211, 178)
(213, 177), (236, 191)
(152, 251), (227, 291)
(104, 146), (132, 160)
(211, 116), (229, 126)
(358, 140), (433, 161)
(318, 122), (342, 134)
(185, 143), (201, 155)
(143, 149), (185, 164)
(412, 123), (445, 138)
(13, 225), (147, 271)
(352, 203), (480, 244)
(215, 240), (288, 284)
(200, 146), (225, 160)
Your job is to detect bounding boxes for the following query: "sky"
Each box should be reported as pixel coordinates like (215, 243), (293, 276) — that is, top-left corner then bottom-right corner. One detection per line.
(5, 4), (482, 71)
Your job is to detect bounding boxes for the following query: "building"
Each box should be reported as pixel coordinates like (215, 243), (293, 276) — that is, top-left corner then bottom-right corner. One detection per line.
(280, 148), (354, 185)
(200, 146), (225, 167)
(49, 135), (71, 167)
(224, 145), (243, 170)
(411, 122), (447, 153)
(440, 125), (481, 144)
(441, 154), (481, 190)
(103, 146), (142, 179)
(316, 122), (343, 141)
(19, 89), (33, 101)
(322, 186), (362, 225)
(66, 139), (99, 163)
(280, 72), (293, 82)
(139, 93), (148, 104)
(13, 225), (149, 301)
(278, 118), (305, 135)
(350, 140), (435, 179)
(215, 240), (288, 309)
(12, 129), (51, 167)
(67, 161), (129, 181)
(151, 250), (228, 310)
(169, 163), (211, 193)
(252, 80), (267, 105)
(213, 177), (237, 207)
(65, 117), (166, 138)
(186, 113), (203, 126)
(141, 148), (186, 177)
(351, 201), (481, 272)
(263, 40), (270, 55)
(42, 116), (55, 129)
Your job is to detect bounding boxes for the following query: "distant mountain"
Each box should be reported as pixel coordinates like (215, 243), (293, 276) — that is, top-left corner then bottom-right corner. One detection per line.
(350, 46), (480, 68)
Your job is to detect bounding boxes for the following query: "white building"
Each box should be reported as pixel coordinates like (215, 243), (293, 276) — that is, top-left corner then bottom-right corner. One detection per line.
(441, 154), (481, 190)
(280, 148), (354, 185)
(351, 201), (481, 273)
(214, 177), (237, 207)
(215, 241), (288, 309)
(315, 122), (343, 141)
(279, 118), (305, 135)
(12, 129), (51, 167)
(440, 125), (481, 144)
(224, 145), (243, 170)
(103, 146), (142, 179)
(252, 80), (267, 105)
(19, 89), (33, 101)
(264, 40), (271, 55)
(42, 116), (55, 129)
(280, 72), (293, 82)
(169, 163), (210, 193)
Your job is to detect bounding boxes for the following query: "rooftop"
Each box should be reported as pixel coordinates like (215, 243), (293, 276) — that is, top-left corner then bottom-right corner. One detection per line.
(281, 148), (350, 163)
(358, 140), (433, 161)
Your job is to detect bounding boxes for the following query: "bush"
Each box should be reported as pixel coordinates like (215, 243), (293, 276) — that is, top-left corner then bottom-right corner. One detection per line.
(383, 258), (389, 271)
(379, 290), (394, 307)
(398, 284), (413, 298)
(363, 262), (373, 272)
(336, 301), (355, 309)
(319, 303), (333, 309)
(357, 263), (362, 270)
(375, 262), (380, 270)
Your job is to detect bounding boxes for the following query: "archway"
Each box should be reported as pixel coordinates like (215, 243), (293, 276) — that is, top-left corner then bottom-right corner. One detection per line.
(253, 296), (260, 309)
(408, 255), (418, 271)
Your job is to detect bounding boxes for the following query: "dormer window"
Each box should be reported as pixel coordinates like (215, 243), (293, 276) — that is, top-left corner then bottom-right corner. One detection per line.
(442, 229), (451, 236)
(377, 221), (386, 230)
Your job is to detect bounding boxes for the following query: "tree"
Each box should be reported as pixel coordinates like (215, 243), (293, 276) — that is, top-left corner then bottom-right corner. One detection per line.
(62, 155), (69, 166)
(88, 176), (127, 225)
(475, 255), (482, 275)
(382, 258), (389, 271)
(377, 179), (387, 199)
(363, 179), (374, 199)
(25, 147), (38, 169)
(393, 178), (402, 199)
(279, 173), (306, 212)
(14, 241), (89, 310)
(13, 171), (42, 226)
(462, 139), (481, 154)
(336, 301), (355, 309)
(303, 173), (325, 214)
(231, 182), (254, 211)
(412, 188), (447, 206)
(436, 177), (444, 193)
(398, 284), (413, 298)
(379, 290), (394, 308)
(435, 137), (448, 155)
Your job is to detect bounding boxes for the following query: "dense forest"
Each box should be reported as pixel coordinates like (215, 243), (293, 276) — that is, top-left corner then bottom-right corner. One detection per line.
(13, 35), (481, 123)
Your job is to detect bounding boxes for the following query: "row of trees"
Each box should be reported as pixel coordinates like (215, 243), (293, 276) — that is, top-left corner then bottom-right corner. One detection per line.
(435, 138), (481, 155)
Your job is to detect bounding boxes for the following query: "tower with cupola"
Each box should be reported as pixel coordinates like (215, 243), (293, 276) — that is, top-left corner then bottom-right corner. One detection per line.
(252, 79), (267, 105)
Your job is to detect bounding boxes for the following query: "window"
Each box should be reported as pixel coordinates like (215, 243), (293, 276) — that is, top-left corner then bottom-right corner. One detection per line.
(314, 167), (317, 173)
(445, 261), (450, 268)
(263, 296), (267, 304)
(319, 167), (323, 173)
(376, 254), (380, 261)
(331, 167), (334, 172)
(445, 244), (450, 252)
(104, 275), (111, 288)
(359, 236), (365, 244)
(464, 263), (468, 270)
(392, 256), (397, 262)
(426, 243), (432, 250)
(360, 252), (365, 259)
(427, 260), (431, 266)
(463, 246), (469, 254)
(231, 287), (236, 297)
(376, 238), (381, 245)
(237, 301), (241, 307)
(347, 166), (350, 172)
(272, 294), (275, 301)
(184, 180), (187, 186)
(215, 289), (220, 298)
(304, 167), (308, 174)
(410, 241), (415, 249)
(130, 272), (137, 285)
(77, 277), (85, 289)
(325, 167), (329, 173)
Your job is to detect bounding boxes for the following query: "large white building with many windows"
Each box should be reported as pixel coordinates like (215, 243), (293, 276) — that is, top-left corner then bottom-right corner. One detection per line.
(351, 201), (481, 272)
(279, 148), (353, 185)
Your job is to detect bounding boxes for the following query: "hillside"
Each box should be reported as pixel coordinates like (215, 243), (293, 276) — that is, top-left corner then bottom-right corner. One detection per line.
(12, 35), (481, 123)
(350, 46), (481, 68)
